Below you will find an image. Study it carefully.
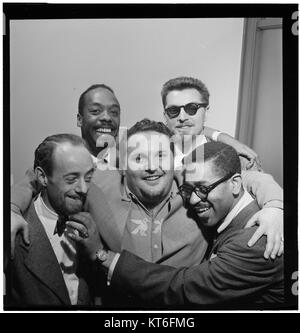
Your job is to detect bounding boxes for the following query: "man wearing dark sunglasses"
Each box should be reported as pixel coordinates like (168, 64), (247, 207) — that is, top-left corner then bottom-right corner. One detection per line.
(160, 76), (283, 253)
(161, 76), (261, 171)
(70, 142), (283, 308)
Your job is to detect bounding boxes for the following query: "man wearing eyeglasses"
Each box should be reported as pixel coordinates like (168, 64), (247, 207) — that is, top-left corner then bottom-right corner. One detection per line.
(161, 76), (260, 171)
(69, 142), (283, 309)
(161, 76), (283, 259)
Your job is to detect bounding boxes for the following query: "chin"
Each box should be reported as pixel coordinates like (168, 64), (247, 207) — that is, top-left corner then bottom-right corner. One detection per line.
(66, 203), (83, 215)
(144, 191), (165, 204)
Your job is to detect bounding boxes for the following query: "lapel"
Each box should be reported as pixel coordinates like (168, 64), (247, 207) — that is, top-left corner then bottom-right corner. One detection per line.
(210, 200), (260, 256)
(87, 179), (124, 252)
(23, 203), (71, 305)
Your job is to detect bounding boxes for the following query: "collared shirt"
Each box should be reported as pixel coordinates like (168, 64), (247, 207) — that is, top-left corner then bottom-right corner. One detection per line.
(217, 190), (254, 234)
(120, 182), (176, 263)
(34, 194), (79, 305)
(87, 169), (208, 268)
(108, 191), (255, 287)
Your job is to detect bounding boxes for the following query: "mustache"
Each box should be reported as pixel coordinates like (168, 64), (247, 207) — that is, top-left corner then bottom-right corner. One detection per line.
(192, 202), (210, 210)
(68, 193), (87, 203)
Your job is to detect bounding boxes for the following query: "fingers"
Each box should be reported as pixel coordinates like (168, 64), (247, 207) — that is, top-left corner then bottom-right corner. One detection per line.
(264, 237), (275, 259)
(22, 223), (30, 245)
(255, 156), (262, 169)
(66, 221), (89, 238)
(67, 230), (85, 243)
(11, 211), (30, 259)
(68, 212), (93, 230)
(11, 231), (16, 260)
(245, 213), (258, 228)
(247, 227), (264, 247)
(269, 233), (281, 259)
(278, 240), (284, 257)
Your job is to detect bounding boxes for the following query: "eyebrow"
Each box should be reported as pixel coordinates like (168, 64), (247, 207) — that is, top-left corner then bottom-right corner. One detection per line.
(85, 167), (96, 175)
(63, 167), (95, 178)
(89, 102), (120, 108)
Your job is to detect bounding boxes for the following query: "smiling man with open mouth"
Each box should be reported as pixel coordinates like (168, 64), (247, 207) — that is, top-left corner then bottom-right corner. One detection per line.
(126, 124), (174, 211)
(77, 84), (120, 159)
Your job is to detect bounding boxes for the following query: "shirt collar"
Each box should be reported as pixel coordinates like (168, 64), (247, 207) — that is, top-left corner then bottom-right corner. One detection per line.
(217, 190), (254, 234)
(34, 193), (58, 235)
(35, 193), (58, 219)
(122, 180), (175, 215)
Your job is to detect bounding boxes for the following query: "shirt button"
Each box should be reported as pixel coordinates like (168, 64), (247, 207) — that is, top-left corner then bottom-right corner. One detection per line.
(153, 244), (158, 249)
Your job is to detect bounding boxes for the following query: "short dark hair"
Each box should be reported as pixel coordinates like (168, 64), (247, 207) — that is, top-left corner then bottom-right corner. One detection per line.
(127, 118), (173, 139)
(78, 84), (116, 115)
(185, 142), (241, 177)
(34, 133), (87, 176)
(119, 119), (174, 170)
(161, 76), (210, 107)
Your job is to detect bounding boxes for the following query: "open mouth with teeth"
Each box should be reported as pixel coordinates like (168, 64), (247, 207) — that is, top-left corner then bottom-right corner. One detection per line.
(67, 195), (84, 203)
(143, 175), (163, 182)
(193, 204), (212, 218)
(176, 125), (193, 128)
(96, 128), (115, 134)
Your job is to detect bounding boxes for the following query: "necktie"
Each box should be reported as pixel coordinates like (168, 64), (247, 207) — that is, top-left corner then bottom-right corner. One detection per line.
(54, 215), (68, 236)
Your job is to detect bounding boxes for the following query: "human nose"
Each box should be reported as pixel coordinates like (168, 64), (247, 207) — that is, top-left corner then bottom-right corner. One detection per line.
(146, 157), (159, 172)
(75, 178), (89, 194)
(189, 191), (201, 205)
(99, 109), (112, 121)
(178, 107), (187, 121)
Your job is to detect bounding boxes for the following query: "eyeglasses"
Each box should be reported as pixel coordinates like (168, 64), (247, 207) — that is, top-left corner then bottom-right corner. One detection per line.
(178, 172), (235, 204)
(164, 102), (208, 119)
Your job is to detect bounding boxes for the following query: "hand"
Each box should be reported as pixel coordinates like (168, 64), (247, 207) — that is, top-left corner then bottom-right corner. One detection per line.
(66, 212), (103, 261)
(11, 210), (30, 259)
(245, 208), (283, 259)
(236, 144), (262, 171)
(216, 132), (262, 170)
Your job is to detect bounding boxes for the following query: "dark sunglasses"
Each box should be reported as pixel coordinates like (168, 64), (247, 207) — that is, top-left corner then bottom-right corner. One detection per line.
(178, 172), (236, 204)
(165, 102), (208, 119)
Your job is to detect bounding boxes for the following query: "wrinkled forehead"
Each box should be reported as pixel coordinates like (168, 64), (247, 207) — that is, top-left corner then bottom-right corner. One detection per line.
(127, 131), (172, 154)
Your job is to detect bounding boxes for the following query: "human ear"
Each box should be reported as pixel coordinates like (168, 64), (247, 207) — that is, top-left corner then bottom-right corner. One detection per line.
(231, 174), (242, 196)
(77, 113), (82, 127)
(203, 106), (209, 123)
(35, 167), (48, 187)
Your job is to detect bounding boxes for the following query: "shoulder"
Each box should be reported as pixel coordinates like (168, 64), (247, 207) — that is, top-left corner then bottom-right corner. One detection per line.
(220, 227), (280, 267)
(241, 170), (275, 183)
(224, 227), (262, 251)
(91, 169), (122, 193)
(13, 232), (30, 265)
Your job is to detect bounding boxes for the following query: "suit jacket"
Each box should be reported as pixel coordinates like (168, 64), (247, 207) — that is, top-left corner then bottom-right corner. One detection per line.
(8, 202), (92, 308)
(111, 201), (284, 309)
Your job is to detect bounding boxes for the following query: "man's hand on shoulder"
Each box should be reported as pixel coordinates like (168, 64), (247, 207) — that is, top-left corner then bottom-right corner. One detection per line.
(11, 209), (30, 259)
(245, 207), (283, 259)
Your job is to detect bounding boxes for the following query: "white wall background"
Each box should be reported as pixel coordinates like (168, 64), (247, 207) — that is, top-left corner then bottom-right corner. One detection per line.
(10, 18), (243, 183)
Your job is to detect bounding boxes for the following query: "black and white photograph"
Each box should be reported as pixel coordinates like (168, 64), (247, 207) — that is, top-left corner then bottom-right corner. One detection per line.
(2, 2), (298, 317)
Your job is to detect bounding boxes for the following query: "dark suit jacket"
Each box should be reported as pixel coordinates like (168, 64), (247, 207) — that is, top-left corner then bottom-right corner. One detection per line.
(8, 203), (92, 308)
(111, 201), (284, 309)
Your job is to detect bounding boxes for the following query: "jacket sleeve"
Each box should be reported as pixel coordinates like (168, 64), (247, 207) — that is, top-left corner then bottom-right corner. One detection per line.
(111, 231), (283, 306)
(241, 171), (283, 209)
(11, 168), (41, 214)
